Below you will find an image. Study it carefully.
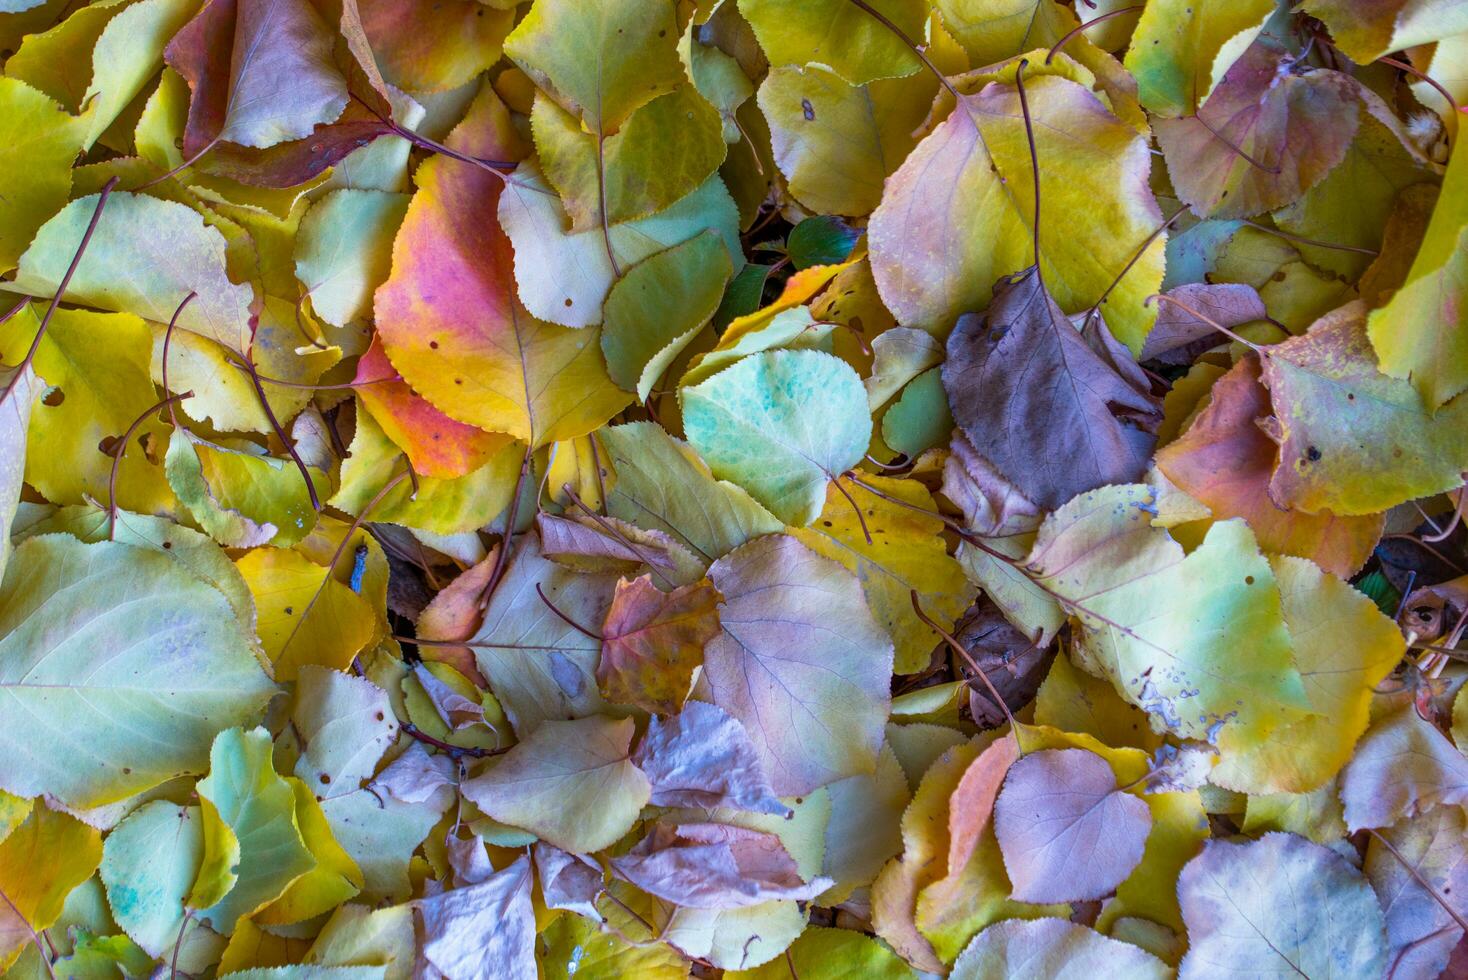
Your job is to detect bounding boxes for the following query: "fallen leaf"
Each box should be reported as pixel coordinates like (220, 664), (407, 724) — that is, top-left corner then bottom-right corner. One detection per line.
(165, 0), (348, 154)
(416, 855), (535, 980)
(1156, 355), (1384, 576)
(682, 349), (871, 526)
(0, 535), (273, 809)
(631, 701), (790, 817)
(1155, 39), (1360, 219)
(993, 747), (1152, 903)
(596, 575), (723, 715)
(1177, 833), (1388, 979)
(943, 267), (1161, 511)
(612, 821), (832, 909)
(1260, 301), (1468, 516)
(461, 716), (650, 853)
(1341, 703), (1468, 832)
(951, 917), (1171, 980)
(703, 534), (893, 796)
(868, 72), (1165, 346)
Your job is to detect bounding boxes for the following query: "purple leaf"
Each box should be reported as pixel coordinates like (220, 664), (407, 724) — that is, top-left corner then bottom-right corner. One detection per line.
(632, 701), (791, 816)
(993, 748), (1151, 904)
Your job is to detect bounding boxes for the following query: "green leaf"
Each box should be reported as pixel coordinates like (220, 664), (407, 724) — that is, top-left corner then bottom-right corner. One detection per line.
(533, 86), (728, 232)
(601, 421), (783, 566)
(713, 263), (775, 332)
(1123, 0), (1275, 117)
(759, 67), (933, 218)
(1028, 486), (1311, 745)
(504, 0), (684, 134)
(682, 349), (871, 526)
(1261, 301), (1468, 516)
(727, 926), (913, 979)
(191, 727), (316, 936)
(100, 802), (226, 972)
(0, 78), (84, 271)
(294, 188), (410, 332)
(166, 430), (326, 549)
(787, 216), (862, 270)
(0, 534), (274, 809)
(601, 231), (733, 400)
(498, 164), (744, 329)
(9, 191), (254, 352)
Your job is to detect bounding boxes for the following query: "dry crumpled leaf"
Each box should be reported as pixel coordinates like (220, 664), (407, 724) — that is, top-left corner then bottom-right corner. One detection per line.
(630, 701), (790, 817)
(416, 855), (536, 980)
(610, 821), (833, 910)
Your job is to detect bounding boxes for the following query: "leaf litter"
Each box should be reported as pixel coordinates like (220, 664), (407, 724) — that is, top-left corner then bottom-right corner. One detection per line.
(0, 0), (1466, 977)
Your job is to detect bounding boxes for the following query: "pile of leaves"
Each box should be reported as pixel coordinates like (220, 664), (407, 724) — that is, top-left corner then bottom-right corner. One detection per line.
(2, 0), (1468, 975)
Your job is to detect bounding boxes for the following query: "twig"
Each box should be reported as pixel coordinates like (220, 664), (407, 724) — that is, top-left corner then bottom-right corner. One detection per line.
(400, 721), (504, 760)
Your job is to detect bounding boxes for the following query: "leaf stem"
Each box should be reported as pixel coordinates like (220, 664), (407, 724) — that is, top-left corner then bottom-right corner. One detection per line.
(136, 138), (219, 191)
(1, 178), (118, 407)
(478, 444), (535, 609)
(160, 292), (197, 430)
(278, 467), (410, 658)
(400, 721), (506, 760)
(168, 909), (194, 980)
(1192, 109), (1281, 175)
(1237, 218), (1379, 256)
(562, 483), (677, 590)
(910, 590), (1025, 755)
(1422, 482), (1467, 543)
(1083, 205), (1187, 328)
(1046, 5), (1143, 64)
(107, 390), (193, 541)
(1378, 56), (1461, 118)
(841, 0), (961, 102)
(831, 475), (874, 544)
(1143, 293), (1265, 352)
(1367, 828), (1468, 933)
(239, 352), (323, 512)
(1014, 60), (1044, 283)
(535, 581), (604, 640)
(0, 886), (57, 980)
